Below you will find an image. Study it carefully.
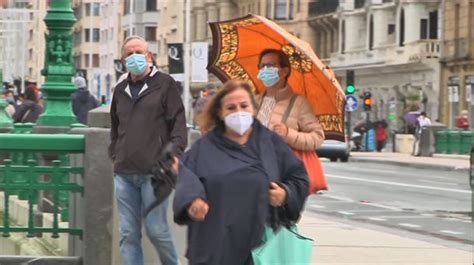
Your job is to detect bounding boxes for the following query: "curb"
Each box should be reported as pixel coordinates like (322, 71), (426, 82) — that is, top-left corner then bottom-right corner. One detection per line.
(349, 157), (470, 173)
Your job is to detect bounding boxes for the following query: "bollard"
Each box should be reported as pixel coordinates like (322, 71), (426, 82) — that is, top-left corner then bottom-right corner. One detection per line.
(470, 144), (474, 221)
(446, 130), (461, 154)
(435, 130), (448, 154)
(460, 131), (473, 154)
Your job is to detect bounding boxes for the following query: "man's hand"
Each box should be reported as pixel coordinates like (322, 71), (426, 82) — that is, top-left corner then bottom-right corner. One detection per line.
(172, 157), (179, 175)
(273, 123), (288, 138)
(188, 198), (209, 221)
(269, 182), (287, 207)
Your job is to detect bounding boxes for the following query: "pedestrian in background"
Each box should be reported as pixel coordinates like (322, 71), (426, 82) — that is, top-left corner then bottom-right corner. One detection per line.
(412, 111), (431, 156)
(255, 49), (326, 194)
(72, 76), (100, 125)
(109, 36), (187, 265)
(4, 89), (17, 118)
(375, 122), (387, 152)
(12, 84), (43, 123)
(174, 80), (309, 265)
(455, 110), (470, 130)
(193, 84), (217, 134)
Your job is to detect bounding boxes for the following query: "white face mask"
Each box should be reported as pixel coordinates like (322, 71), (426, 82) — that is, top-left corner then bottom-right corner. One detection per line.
(224, 111), (254, 136)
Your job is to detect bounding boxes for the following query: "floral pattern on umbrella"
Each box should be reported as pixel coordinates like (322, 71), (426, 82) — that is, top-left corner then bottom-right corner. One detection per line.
(208, 14), (346, 141)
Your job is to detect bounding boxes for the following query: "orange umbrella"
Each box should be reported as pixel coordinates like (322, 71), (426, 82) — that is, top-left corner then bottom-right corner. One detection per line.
(208, 14), (346, 141)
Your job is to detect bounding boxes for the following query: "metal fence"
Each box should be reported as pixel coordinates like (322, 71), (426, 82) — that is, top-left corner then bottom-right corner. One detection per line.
(0, 133), (85, 239)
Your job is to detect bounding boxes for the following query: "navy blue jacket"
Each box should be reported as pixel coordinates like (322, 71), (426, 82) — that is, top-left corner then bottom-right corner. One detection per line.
(174, 121), (309, 265)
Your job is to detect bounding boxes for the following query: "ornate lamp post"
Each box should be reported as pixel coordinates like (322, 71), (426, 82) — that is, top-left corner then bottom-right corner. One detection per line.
(36, 0), (77, 127)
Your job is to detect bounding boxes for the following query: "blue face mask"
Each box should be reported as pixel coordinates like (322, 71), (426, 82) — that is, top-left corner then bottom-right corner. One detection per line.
(6, 96), (15, 104)
(257, 67), (280, 88)
(126, 53), (148, 75)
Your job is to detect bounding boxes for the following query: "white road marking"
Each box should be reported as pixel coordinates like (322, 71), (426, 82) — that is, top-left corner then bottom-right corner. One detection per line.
(417, 179), (459, 186)
(322, 194), (354, 202)
(326, 174), (471, 194)
(362, 202), (402, 211)
(309, 205), (326, 209)
(440, 230), (463, 235)
(368, 217), (387, 221)
(338, 211), (355, 216)
(399, 223), (421, 228)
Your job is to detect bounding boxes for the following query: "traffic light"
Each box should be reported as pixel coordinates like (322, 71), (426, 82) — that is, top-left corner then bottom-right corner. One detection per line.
(346, 70), (356, 95)
(363, 91), (372, 111)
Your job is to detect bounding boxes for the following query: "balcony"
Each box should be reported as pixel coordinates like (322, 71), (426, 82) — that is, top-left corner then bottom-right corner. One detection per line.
(442, 38), (469, 61)
(355, 0), (366, 9)
(308, 0), (339, 17)
(330, 40), (440, 69)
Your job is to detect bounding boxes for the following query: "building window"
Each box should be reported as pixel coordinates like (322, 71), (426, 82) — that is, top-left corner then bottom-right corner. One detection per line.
(93, 54), (100, 67)
(266, 0), (272, 18)
(429, 11), (438, 39)
(85, 3), (100, 16)
(85, 29), (90, 42)
(399, 8), (405, 47)
(266, 0), (294, 20)
(29, 29), (33, 41)
(146, 0), (157, 11)
(93, 28), (100, 42)
(124, 29), (130, 39)
(145, 27), (157, 41)
(124, 0), (131, 14)
(29, 49), (33, 60)
(369, 15), (374, 50)
(84, 54), (90, 68)
(274, 0), (287, 20)
(341, 20), (345, 54)
(420, 18), (428, 39)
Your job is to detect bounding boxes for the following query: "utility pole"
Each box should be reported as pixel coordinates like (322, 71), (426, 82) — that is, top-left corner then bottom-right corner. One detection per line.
(183, 0), (192, 122)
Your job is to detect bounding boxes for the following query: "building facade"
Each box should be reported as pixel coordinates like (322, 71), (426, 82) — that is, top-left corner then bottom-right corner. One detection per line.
(0, 1), (36, 92)
(72, 0), (102, 98)
(122, 0), (159, 58)
(99, 0), (122, 103)
(440, 0), (474, 128)
(329, 0), (441, 131)
(26, 0), (47, 86)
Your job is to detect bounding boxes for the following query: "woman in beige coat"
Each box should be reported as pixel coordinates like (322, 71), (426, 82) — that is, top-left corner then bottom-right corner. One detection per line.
(256, 49), (327, 193)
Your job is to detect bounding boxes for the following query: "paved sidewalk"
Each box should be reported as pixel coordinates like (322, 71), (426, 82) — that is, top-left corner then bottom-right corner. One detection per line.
(350, 152), (469, 172)
(299, 211), (473, 265)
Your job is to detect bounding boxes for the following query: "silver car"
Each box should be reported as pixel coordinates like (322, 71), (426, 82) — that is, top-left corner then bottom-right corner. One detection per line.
(316, 140), (350, 162)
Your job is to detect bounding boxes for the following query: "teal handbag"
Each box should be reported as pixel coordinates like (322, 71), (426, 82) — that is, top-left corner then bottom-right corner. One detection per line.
(252, 225), (314, 265)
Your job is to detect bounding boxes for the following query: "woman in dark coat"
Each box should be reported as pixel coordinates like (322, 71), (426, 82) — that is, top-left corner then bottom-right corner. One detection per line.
(13, 84), (43, 123)
(173, 80), (309, 265)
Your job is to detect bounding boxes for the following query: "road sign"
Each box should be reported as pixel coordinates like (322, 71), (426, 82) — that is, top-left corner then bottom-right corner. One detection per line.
(345, 95), (359, 112)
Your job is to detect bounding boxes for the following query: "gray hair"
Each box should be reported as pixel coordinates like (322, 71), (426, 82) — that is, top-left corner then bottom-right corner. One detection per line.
(121, 35), (149, 57)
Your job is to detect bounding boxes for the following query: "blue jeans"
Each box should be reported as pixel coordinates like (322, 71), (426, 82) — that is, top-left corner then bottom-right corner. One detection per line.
(114, 174), (178, 265)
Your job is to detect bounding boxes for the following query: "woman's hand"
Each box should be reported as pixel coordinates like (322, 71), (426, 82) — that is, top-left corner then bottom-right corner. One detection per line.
(188, 198), (209, 221)
(273, 123), (288, 138)
(269, 182), (287, 207)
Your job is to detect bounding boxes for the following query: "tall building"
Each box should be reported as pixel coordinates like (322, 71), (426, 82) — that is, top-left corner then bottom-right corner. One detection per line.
(307, 0), (339, 64)
(122, 0), (159, 58)
(0, 1), (36, 92)
(26, 0), (48, 86)
(99, 0), (122, 102)
(72, 0), (102, 98)
(156, 0), (185, 73)
(329, 0), (441, 130)
(439, 0), (474, 128)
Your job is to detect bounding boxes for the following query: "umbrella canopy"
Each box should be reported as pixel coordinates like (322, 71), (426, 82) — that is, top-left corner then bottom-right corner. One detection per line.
(207, 14), (346, 141)
(404, 111), (421, 124)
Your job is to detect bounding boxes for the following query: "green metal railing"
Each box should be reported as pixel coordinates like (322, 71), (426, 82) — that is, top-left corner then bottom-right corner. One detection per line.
(0, 133), (85, 238)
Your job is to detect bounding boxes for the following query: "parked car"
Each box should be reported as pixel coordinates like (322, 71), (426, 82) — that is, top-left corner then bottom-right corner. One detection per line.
(316, 140), (350, 162)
